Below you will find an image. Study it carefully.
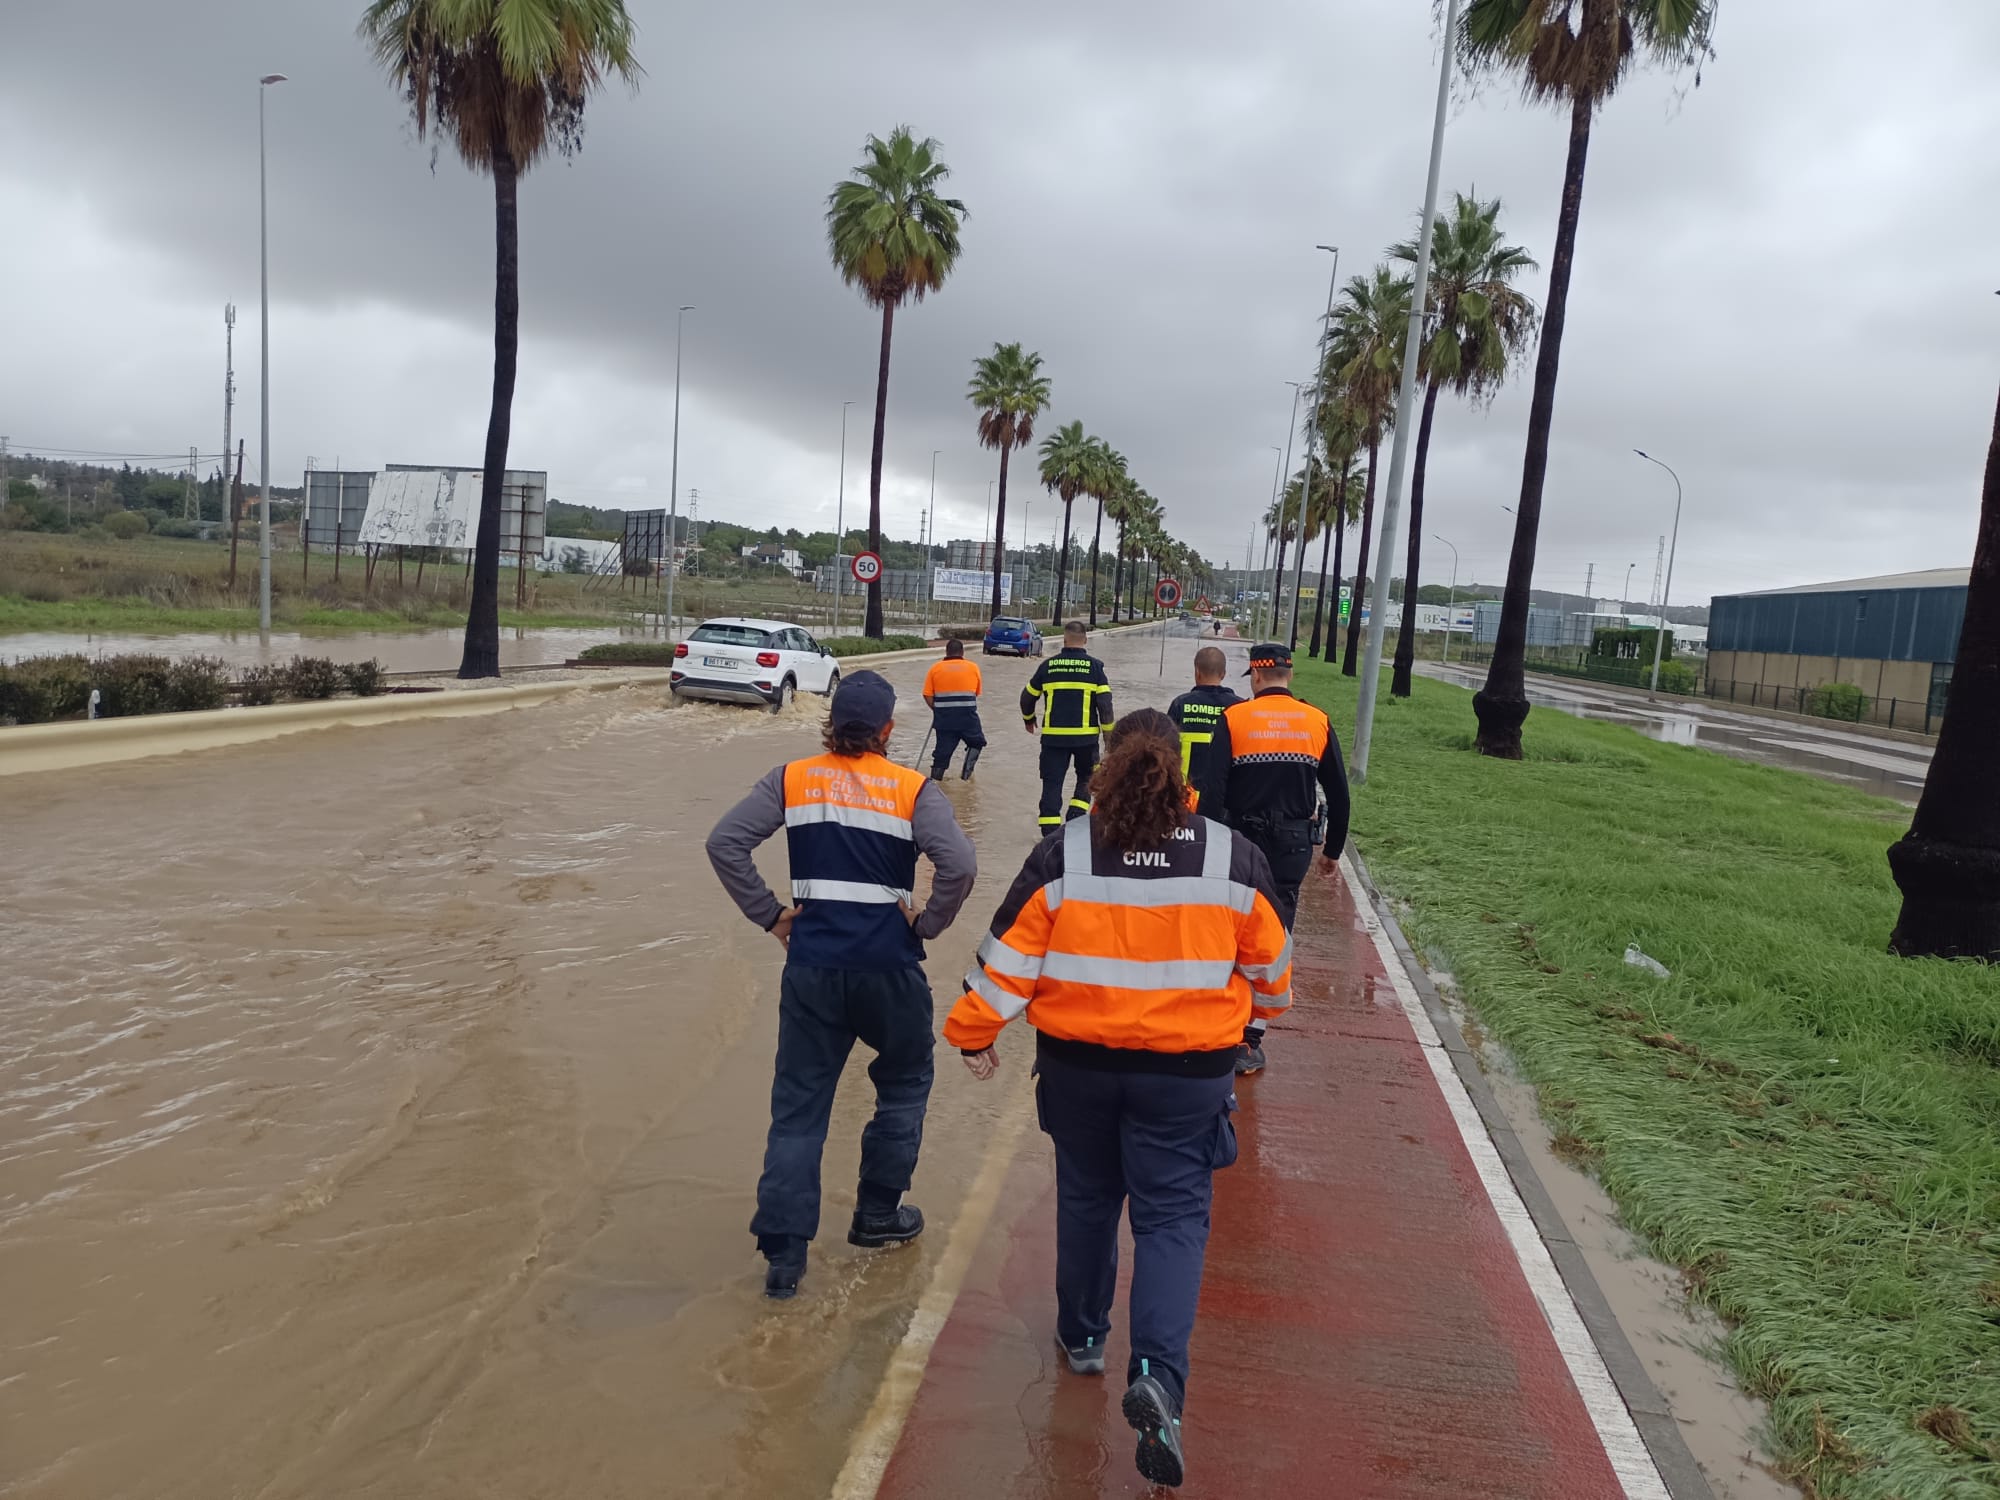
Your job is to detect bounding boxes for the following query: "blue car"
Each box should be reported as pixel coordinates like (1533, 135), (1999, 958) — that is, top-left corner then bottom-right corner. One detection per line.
(983, 616), (1043, 657)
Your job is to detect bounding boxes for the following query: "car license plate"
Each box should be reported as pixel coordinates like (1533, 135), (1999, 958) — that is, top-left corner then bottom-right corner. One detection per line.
(703, 656), (737, 669)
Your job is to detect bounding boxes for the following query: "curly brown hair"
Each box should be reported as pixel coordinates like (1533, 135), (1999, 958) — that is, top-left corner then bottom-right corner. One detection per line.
(1090, 708), (1190, 852)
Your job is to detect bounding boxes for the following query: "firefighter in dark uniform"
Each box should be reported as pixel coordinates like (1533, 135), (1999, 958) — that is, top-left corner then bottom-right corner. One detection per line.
(1021, 620), (1114, 834)
(921, 638), (986, 780)
(1193, 642), (1349, 1076)
(1166, 645), (1239, 814)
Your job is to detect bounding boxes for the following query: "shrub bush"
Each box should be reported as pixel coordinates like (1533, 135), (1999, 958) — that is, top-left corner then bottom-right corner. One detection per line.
(283, 656), (344, 700)
(1655, 659), (1698, 695)
(152, 518), (202, 540)
(0, 654), (95, 724)
(578, 641), (678, 664)
(239, 664), (285, 706)
(824, 634), (926, 659)
(1808, 681), (1869, 723)
(167, 656), (231, 712)
(93, 655), (176, 717)
(103, 510), (150, 540)
(338, 658), (387, 696)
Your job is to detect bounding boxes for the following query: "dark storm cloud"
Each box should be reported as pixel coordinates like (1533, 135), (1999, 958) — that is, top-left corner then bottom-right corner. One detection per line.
(4, 0), (1997, 603)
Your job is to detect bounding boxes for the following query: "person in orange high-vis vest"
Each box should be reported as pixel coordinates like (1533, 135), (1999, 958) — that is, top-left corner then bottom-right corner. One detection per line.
(920, 638), (986, 781)
(945, 708), (1291, 1491)
(707, 671), (977, 1300)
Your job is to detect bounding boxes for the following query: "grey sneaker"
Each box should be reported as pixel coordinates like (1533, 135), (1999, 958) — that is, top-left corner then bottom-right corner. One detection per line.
(1054, 1332), (1106, 1375)
(1122, 1367), (1185, 1487)
(1234, 1039), (1267, 1076)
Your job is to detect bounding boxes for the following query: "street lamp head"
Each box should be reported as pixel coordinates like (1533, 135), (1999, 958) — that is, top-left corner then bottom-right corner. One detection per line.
(1315, 244), (1338, 254)
(1633, 448), (1649, 459)
(260, 73), (288, 85)
(678, 303), (693, 312)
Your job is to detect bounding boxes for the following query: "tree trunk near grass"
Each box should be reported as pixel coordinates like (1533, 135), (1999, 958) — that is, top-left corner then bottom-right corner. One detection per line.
(1888, 378), (2000, 960)
(1392, 378), (1444, 697)
(1342, 438), (1380, 675)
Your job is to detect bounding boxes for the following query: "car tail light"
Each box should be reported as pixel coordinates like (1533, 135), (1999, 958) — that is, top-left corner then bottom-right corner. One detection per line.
(756, 651), (780, 668)
(674, 642), (689, 658)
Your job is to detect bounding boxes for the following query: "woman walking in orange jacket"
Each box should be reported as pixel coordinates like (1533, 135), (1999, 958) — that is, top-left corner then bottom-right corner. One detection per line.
(944, 707), (1293, 1489)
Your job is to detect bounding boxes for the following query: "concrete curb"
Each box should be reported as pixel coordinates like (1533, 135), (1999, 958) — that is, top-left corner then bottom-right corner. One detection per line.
(1343, 846), (1717, 1500)
(0, 670), (672, 779)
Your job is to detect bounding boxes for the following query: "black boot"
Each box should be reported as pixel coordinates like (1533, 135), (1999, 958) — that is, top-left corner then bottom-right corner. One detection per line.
(758, 1233), (808, 1300)
(848, 1203), (925, 1248)
(959, 747), (982, 781)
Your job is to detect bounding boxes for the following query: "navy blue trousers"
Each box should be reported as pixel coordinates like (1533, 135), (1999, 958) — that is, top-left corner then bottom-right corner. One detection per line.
(1036, 1051), (1238, 1408)
(929, 709), (986, 776)
(752, 963), (935, 1245)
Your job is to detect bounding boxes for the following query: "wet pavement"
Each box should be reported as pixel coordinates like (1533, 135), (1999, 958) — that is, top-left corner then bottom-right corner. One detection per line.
(1418, 661), (1932, 803)
(868, 858), (1675, 1500)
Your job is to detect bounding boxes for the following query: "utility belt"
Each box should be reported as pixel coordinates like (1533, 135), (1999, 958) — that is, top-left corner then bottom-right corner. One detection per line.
(1231, 806), (1327, 847)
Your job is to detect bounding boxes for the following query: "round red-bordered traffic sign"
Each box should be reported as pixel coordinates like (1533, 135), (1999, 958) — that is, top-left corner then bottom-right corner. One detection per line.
(1155, 577), (1182, 608)
(851, 550), (882, 584)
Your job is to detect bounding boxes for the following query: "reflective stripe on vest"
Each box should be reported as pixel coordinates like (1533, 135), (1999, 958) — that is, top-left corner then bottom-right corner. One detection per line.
(1057, 815), (1253, 911)
(781, 753), (923, 906)
(1224, 693), (1330, 765)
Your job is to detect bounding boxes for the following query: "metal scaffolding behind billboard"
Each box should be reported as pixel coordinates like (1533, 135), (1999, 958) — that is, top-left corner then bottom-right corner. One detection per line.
(620, 509), (666, 591)
(300, 470), (374, 580)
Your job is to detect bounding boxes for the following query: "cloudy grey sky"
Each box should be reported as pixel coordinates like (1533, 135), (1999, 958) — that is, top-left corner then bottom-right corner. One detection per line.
(4, 0), (1996, 606)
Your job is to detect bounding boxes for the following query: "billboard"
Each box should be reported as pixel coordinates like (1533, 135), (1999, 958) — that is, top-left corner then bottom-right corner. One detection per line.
(301, 470), (374, 550)
(933, 566), (1011, 606)
(356, 467), (547, 555)
(1415, 604), (1477, 632)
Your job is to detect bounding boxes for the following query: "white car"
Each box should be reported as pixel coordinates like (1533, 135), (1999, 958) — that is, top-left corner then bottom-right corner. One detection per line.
(671, 616), (841, 711)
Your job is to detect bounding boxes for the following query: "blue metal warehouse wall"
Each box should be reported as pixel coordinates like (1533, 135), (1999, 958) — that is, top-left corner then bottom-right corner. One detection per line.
(1709, 584), (1966, 663)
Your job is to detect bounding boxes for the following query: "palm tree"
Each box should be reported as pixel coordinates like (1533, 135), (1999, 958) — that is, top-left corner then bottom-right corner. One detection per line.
(1037, 420), (1094, 625)
(360, 0), (637, 678)
(1083, 444), (1127, 627)
(1455, 0), (1718, 754)
(1389, 192), (1539, 697)
(1888, 377), (2000, 960)
(827, 126), (967, 637)
(967, 342), (1052, 620)
(1325, 266), (1411, 675)
(1308, 423), (1366, 658)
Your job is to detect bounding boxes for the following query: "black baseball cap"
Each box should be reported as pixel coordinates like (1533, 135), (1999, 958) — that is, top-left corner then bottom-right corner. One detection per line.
(831, 669), (896, 731)
(1244, 642), (1293, 674)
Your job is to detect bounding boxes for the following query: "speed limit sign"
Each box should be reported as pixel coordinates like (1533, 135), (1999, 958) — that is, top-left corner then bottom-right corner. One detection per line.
(1155, 577), (1182, 609)
(851, 550), (882, 585)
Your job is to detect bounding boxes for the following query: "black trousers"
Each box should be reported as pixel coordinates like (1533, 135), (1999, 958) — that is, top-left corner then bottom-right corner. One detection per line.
(751, 964), (935, 1246)
(1037, 736), (1100, 831)
(1038, 1052), (1237, 1409)
(1239, 827), (1312, 1039)
(929, 710), (986, 775)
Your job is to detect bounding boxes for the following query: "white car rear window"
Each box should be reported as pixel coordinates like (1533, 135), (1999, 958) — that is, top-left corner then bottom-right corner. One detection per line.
(689, 624), (772, 648)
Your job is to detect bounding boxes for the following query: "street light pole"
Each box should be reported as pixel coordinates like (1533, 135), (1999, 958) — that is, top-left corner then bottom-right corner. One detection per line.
(1433, 533), (1460, 664)
(926, 448), (939, 639)
(1352, 0), (1460, 784)
(1624, 561), (1637, 606)
(1635, 449), (1684, 695)
(1272, 382), (1303, 639)
(257, 72), (287, 637)
(1261, 445), (1283, 636)
(664, 304), (692, 640)
(833, 400), (853, 637)
(1289, 244), (1340, 649)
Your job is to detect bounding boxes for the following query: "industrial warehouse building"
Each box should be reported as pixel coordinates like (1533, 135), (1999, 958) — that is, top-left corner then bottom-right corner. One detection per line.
(1706, 568), (1968, 731)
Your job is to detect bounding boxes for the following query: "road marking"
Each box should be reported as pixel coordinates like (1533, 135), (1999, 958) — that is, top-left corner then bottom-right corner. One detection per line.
(829, 1092), (1034, 1500)
(1339, 856), (1673, 1500)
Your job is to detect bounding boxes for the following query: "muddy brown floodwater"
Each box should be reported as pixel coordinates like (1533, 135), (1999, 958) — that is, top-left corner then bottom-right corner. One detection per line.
(0, 638), (1130, 1499)
(1, 625), (1789, 1497)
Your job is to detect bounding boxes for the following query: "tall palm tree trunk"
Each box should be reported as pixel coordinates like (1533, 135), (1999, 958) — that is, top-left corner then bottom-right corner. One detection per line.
(1054, 502), (1074, 625)
(459, 135), (519, 680)
(989, 444), (1011, 620)
(1888, 378), (2000, 959)
(1392, 378), (1445, 697)
(1113, 521), (1129, 620)
(1308, 456), (1349, 655)
(1267, 519), (1291, 646)
(1323, 486), (1349, 662)
(1342, 439), (1381, 676)
(863, 300), (896, 639)
(1475, 95), (1592, 755)
(1087, 498), (1106, 626)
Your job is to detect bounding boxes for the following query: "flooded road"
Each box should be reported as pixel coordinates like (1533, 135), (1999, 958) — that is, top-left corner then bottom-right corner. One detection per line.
(1418, 660), (1932, 803)
(0, 624), (659, 674)
(0, 625), (1198, 1499)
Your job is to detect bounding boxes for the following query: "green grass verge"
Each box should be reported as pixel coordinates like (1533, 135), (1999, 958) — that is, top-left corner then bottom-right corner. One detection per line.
(1288, 657), (2000, 1497)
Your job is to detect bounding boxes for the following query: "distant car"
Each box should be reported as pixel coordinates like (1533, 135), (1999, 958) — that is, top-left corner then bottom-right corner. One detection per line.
(983, 616), (1043, 656)
(671, 616), (839, 711)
